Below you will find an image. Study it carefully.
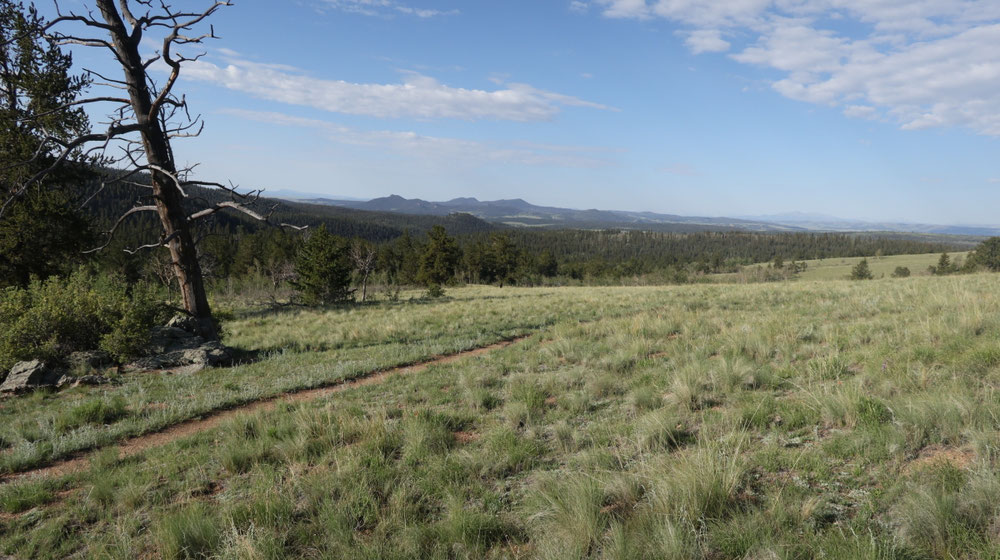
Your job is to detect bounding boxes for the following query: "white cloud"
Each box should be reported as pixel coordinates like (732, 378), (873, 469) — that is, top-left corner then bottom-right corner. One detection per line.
(222, 109), (618, 168)
(318, 0), (457, 18)
(590, 0), (1000, 135)
(183, 57), (616, 122)
(683, 29), (731, 54)
(842, 105), (879, 120)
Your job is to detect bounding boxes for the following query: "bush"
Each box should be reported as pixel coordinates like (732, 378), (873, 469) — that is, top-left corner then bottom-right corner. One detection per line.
(892, 266), (911, 278)
(426, 283), (446, 298)
(849, 259), (873, 280)
(0, 270), (168, 375)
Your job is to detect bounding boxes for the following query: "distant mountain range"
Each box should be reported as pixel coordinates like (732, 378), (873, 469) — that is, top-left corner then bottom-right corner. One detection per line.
(738, 212), (1000, 237)
(268, 193), (1000, 237)
(285, 194), (805, 233)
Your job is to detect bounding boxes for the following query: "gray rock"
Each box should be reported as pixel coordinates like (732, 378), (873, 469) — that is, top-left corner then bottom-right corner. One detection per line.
(148, 326), (204, 354)
(125, 341), (233, 373)
(166, 314), (217, 339)
(67, 350), (113, 370)
(1, 360), (66, 394)
(181, 341), (233, 368)
(57, 374), (110, 389)
(166, 314), (202, 333)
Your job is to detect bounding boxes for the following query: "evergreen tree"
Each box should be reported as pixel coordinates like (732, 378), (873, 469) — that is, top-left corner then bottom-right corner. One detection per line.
(973, 238), (1000, 271)
(489, 233), (519, 287)
(293, 225), (353, 305)
(932, 252), (954, 275)
(0, 1), (95, 287)
(536, 250), (558, 277)
(850, 259), (873, 280)
(463, 239), (493, 284)
(418, 225), (461, 289)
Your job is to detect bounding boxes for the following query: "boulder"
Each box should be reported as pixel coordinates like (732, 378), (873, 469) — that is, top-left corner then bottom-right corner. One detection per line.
(166, 314), (217, 339)
(148, 326), (203, 354)
(0, 360), (65, 394)
(166, 314), (202, 333)
(57, 374), (111, 389)
(67, 350), (114, 370)
(182, 341), (233, 368)
(125, 341), (233, 373)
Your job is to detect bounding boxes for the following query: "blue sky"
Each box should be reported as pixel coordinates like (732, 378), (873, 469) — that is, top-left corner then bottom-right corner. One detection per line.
(49, 0), (1000, 224)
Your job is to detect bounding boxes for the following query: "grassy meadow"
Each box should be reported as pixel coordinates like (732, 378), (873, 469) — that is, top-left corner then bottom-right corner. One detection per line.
(740, 252), (970, 282)
(5, 274), (1000, 557)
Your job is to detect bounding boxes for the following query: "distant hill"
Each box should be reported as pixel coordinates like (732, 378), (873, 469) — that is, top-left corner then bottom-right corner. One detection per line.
(291, 194), (805, 233)
(80, 181), (497, 245)
(740, 213), (1000, 237)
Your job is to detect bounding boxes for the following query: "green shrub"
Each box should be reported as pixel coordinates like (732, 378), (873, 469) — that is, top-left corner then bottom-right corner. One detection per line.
(0, 270), (168, 374)
(892, 266), (911, 278)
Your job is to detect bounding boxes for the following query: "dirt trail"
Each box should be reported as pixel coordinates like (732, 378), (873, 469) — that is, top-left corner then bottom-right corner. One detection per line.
(1, 335), (529, 485)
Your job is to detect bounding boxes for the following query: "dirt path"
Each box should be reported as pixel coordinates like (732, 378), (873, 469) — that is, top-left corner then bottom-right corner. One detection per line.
(1, 335), (529, 485)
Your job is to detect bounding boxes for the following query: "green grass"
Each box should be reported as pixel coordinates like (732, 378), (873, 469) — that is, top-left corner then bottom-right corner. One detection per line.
(0, 285), (678, 474)
(747, 251), (971, 281)
(5, 275), (1000, 558)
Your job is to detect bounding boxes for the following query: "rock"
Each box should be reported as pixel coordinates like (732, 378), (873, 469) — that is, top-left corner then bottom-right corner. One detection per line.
(166, 314), (202, 333)
(57, 374), (110, 389)
(0, 360), (65, 394)
(182, 341), (234, 368)
(148, 326), (203, 354)
(67, 350), (113, 370)
(125, 341), (233, 373)
(166, 314), (217, 339)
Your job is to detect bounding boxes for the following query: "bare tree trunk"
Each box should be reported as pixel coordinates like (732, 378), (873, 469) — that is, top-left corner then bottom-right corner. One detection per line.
(96, 0), (216, 338)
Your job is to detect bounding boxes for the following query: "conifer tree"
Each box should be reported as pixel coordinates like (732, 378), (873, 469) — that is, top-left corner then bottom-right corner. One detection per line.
(850, 258), (873, 280)
(293, 225), (353, 305)
(418, 225), (460, 289)
(0, 0), (94, 286)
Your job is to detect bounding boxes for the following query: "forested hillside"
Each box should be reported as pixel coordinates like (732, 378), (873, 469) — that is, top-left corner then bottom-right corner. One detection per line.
(61, 177), (968, 289)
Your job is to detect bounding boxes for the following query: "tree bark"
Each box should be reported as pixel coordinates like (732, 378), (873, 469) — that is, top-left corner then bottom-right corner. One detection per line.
(95, 0), (216, 338)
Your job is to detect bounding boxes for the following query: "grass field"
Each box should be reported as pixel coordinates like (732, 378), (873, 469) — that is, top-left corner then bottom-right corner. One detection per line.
(5, 275), (1000, 558)
(744, 252), (971, 281)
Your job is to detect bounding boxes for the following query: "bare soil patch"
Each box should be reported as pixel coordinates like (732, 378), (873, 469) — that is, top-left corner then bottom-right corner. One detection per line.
(905, 445), (976, 474)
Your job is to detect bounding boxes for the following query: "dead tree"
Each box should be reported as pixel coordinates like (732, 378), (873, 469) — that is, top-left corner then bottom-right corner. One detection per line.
(350, 240), (377, 303)
(3, 0), (303, 339)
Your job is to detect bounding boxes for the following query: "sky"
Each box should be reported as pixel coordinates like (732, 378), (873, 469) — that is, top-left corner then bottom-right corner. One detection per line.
(44, 0), (1000, 224)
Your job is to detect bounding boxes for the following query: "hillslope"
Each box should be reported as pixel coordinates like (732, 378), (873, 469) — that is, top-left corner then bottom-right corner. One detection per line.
(295, 194), (804, 232)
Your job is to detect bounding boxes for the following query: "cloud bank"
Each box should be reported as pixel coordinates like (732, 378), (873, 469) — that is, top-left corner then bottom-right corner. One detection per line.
(318, 0), (457, 18)
(184, 57), (615, 122)
(589, 0), (1000, 135)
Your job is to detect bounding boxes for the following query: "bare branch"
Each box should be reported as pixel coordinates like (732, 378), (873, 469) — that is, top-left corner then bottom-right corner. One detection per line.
(188, 201), (308, 231)
(84, 204), (158, 253)
(123, 231), (181, 255)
